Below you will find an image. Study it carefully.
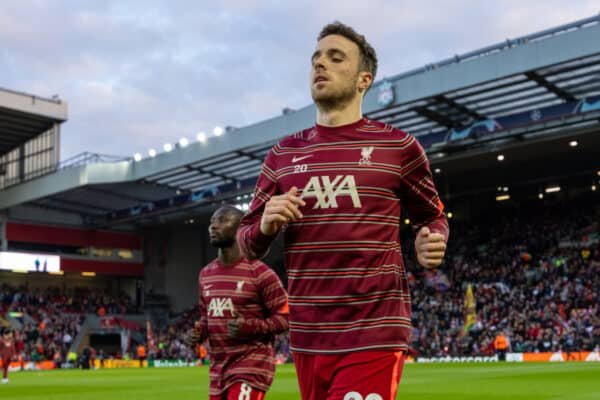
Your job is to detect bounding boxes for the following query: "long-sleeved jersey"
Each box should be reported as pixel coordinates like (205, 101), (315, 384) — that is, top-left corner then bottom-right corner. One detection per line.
(198, 258), (288, 396)
(0, 338), (16, 361)
(238, 118), (449, 354)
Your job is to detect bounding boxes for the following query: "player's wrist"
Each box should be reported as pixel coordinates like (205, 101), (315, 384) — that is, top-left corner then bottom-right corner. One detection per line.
(259, 223), (278, 236)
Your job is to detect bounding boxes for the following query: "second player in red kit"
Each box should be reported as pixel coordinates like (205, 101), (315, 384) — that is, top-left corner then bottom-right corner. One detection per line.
(1, 330), (16, 385)
(191, 206), (289, 400)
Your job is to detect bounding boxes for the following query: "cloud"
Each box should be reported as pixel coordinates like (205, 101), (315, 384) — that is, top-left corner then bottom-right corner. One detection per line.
(0, 0), (597, 158)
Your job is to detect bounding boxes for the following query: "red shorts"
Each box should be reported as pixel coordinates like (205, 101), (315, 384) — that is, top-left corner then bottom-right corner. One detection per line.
(293, 350), (405, 400)
(209, 382), (265, 400)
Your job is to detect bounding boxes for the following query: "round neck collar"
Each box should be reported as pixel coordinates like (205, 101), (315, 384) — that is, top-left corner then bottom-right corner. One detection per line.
(315, 117), (365, 134)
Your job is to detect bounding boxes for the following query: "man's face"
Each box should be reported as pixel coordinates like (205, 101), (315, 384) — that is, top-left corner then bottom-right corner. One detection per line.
(3, 332), (11, 342)
(208, 208), (240, 248)
(310, 34), (364, 106)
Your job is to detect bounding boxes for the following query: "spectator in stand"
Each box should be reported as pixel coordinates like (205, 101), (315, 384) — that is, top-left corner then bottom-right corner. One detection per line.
(494, 332), (509, 361)
(137, 344), (146, 367)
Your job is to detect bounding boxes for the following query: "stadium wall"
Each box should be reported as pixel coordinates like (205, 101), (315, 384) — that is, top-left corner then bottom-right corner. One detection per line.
(143, 224), (215, 312)
(142, 221), (289, 313)
(3, 351), (598, 372)
(0, 270), (138, 299)
(4, 221), (144, 277)
(7, 222), (141, 248)
(7, 205), (84, 226)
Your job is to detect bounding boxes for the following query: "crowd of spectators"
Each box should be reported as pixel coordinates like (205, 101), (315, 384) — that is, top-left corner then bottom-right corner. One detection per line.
(406, 198), (599, 357)
(0, 285), (138, 362)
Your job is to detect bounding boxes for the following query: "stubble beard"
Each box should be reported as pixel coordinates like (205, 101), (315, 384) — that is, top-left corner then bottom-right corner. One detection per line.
(210, 237), (235, 248)
(312, 77), (359, 113)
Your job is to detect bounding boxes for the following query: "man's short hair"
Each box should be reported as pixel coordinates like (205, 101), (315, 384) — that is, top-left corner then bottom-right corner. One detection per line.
(318, 21), (378, 90)
(218, 205), (244, 221)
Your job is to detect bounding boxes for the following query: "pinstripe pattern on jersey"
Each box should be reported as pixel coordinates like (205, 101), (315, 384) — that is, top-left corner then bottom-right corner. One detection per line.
(237, 117), (449, 355)
(289, 290), (410, 306)
(289, 316), (411, 332)
(290, 213), (400, 228)
(285, 240), (401, 253)
(290, 343), (409, 354)
(199, 258), (287, 396)
(273, 136), (415, 154)
(288, 264), (406, 279)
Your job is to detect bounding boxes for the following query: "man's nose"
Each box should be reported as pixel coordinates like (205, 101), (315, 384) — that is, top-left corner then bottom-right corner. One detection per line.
(313, 56), (325, 70)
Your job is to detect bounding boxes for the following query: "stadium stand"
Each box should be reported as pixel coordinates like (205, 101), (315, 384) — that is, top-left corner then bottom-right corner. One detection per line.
(406, 193), (599, 357)
(0, 284), (142, 362)
(0, 15), (598, 367)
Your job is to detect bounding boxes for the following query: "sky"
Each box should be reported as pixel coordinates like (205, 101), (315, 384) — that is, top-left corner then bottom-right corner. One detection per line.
(1, 0), (598, 160)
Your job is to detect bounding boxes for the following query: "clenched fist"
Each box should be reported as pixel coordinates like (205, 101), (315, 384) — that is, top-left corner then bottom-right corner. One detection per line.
(415, 226), (447, 269)
(260, 187), (306, 236)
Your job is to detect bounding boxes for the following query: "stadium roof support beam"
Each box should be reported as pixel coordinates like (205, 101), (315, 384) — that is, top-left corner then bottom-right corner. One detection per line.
(85, 186), (149, 203)
(161, 173), (215, 188)
(141, 179), (187, 194)
(212, 162), (262, 179)
(435, 95), (485, 120)
(28, 201), (99, 218)
(186, 165), (235, 184)
(525, 71), (576, 101)
(236, 150), (262, 161)
(188, 153), (242, 170)
(45, 196), (113, 213)
(414, 106), (456, 128)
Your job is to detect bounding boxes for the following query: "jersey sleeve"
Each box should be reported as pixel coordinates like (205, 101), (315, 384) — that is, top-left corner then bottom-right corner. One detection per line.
(237, 148), (281, 259)
(398, 136), (449, 241)
(197, 272), (209, 343)
(238, 263), (289, 338)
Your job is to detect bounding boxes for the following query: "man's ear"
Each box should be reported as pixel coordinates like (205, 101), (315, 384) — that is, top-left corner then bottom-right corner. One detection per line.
(358, 71), (373, 93)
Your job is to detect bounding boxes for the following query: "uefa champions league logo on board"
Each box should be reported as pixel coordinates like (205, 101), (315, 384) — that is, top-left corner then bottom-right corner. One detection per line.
(377, 80), (395, 107)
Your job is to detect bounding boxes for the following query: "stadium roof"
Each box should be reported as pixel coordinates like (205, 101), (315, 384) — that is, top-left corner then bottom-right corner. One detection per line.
(0, 87), (68, 156)
(1, 15), (600, 227)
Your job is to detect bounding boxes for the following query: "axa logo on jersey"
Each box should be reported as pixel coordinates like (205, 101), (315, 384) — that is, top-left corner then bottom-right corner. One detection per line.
(301, 175), (362, 209)
(208, 297), (235, 317)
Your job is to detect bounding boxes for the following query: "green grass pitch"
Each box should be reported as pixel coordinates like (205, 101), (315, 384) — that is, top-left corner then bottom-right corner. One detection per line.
(2, 362), (599, 399)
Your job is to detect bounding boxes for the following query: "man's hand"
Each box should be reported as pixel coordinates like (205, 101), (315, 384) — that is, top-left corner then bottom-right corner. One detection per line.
(260, 187), (306, 236)
(415, 226), (447, 269)
(227, 317), (245, 339)
(186, 321), (203, 346)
